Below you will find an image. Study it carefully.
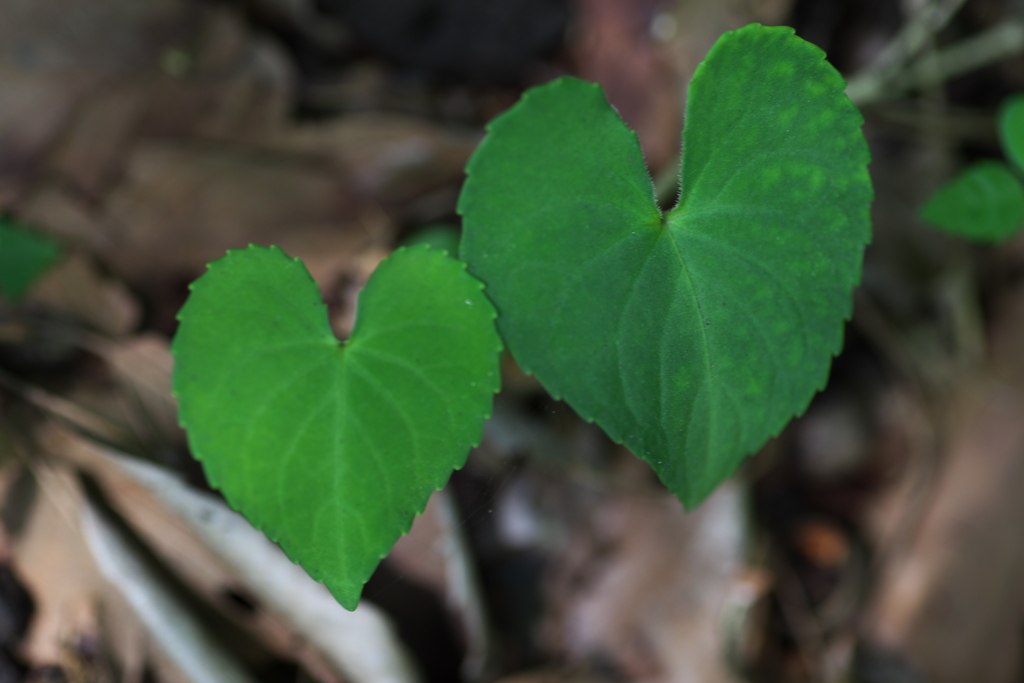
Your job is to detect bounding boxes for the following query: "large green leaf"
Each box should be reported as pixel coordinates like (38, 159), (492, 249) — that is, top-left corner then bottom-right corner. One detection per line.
(920, 161), (1024, 242)
(172, 245), (501, 609)
(459, 24), (872, 507)
(1001, 94), (1024, 172)
(0, 218), (61, 301)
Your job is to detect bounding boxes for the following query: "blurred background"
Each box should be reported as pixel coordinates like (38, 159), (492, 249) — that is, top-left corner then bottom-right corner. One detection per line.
(2, 0), (1024, 681)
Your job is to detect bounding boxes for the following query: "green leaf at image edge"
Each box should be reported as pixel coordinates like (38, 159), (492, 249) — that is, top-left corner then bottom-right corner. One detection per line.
(172, 245), (502, 609)
(1000, 94), (1024, 172)
(920, 161), (1024, 242)
(0, 218), (61, 301)
(459, 24), (872, 508)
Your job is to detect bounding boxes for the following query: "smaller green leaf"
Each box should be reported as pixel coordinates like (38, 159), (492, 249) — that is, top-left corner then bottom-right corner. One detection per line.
(1000, 94), (1024, 172)
(0, 218), (61, 301)
(920, 161), (1024, 242)
(173, 244), (501, 609)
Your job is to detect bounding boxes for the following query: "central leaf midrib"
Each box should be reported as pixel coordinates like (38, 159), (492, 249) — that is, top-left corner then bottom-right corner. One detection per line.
(660, 223), (715, 457)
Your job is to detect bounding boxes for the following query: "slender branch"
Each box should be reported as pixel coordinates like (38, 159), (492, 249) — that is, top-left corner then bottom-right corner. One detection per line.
(890, 20), (1024, 96)
(847, 0), (970, 104)
(849, 19), (1024, 105)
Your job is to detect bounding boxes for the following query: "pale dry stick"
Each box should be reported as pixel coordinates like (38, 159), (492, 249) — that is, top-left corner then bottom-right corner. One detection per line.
(12, 448), (80, 534)
(431, 489), (493, 683)
(80, 498), (258, 683)
(12, 454), (238, 682)
(846, 0), (969, 105)
(885, 19), (1024, 98)
(102, 450), (423, 683)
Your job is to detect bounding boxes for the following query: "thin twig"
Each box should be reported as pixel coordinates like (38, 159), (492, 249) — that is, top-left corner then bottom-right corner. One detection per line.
(890, 20), (1024, 97)
(850, 19), (1024, 105)
(847, 0), (970, 105)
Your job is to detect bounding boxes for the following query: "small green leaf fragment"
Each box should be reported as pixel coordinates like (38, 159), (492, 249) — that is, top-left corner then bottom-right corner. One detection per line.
(172, 244), (501, 610)
(921, 161), (1024, 242)
(0, 218), (61, 301)
(1000, 94), (1024, 172)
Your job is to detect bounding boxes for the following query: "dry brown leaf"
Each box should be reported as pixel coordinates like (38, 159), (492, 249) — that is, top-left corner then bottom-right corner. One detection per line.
(38, 422), (425, 683)
(0, 0), (198, 76)
(2, 0), (394, 319)
(80, 496), (257, 683)
(862, 380), (1024, 683)
(0, 70), (99, 208)
(14, 185), (110, 257)
(29, 254), (140, 338)
(88, 335), (183, 449)
(0, 459), (126, 681)
(0, 0), (201, 208)
(100, 141), (377, 285)
(861, 277), (1024, 682)
(38, 423), (347, 682)
(7, 461), (103, 669)
(45, 7), (293, 200)
(270, 114), (479, 207)
(543, 476), (747, 683)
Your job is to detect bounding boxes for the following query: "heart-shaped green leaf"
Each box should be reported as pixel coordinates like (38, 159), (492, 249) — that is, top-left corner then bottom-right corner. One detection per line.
(1000, 94), (1024, 172)
(920, 161), (1024, 242)
(458, 24), (872, 507)
(0, 218), (61, 302)
(172, 245), (501, 609)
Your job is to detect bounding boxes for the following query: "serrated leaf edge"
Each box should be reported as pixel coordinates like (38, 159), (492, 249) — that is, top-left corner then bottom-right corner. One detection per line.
(171, 243), (502, 609)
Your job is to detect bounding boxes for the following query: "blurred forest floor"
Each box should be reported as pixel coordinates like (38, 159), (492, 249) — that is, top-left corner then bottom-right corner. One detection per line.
(2, 0), (1024, 681)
